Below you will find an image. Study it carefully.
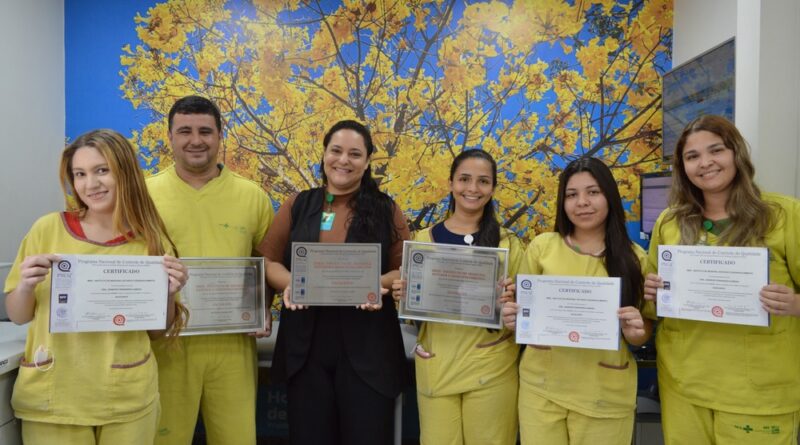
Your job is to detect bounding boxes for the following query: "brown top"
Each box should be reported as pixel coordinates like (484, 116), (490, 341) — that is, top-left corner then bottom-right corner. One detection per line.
(258, 190), (410, 270)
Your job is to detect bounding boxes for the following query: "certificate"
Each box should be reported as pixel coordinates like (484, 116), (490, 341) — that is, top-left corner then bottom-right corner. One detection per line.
(398, 241), (507, 329)
(290, 243), (381, 305)
(180, 258), (266, 336)
(656, 245), (769, 326)
(515, 275), (621, 351)
(49, 255), (168, 333)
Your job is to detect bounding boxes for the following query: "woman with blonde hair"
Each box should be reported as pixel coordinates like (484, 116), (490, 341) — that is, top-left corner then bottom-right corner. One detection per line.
(5, 129), (188, 444)
(644, 115), (800, 444)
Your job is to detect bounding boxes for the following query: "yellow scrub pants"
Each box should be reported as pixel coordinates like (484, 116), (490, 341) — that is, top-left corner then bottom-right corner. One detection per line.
(519, 389), (633, 445)
(153, 334), (258, 445)
(417, 365), (518, 445)
(22, 403), (158, 445)
(660, 383), (800, 445)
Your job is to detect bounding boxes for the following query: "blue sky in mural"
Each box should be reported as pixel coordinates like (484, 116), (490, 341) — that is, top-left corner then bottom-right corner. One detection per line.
(67, 0), (669, 148)
(66, 0), (152, 140)
(66, 0), (620, 140)
(66, 0), (671, 243)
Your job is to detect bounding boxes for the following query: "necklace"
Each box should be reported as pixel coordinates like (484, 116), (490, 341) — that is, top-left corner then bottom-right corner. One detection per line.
(565, 235), (605, 257)
(464, 234), (474, 246)
(443, 220), (477, 246)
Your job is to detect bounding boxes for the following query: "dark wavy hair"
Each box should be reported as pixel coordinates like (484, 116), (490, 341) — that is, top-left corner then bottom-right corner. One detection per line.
(555, 157), (644, 309)
(321, 120), (400, 243)
(447, 149), (501, 247)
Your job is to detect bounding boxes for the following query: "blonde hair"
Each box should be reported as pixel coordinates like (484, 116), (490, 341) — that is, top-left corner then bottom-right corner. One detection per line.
(60, 129), (188, 334)
(665, 115), (778, 246)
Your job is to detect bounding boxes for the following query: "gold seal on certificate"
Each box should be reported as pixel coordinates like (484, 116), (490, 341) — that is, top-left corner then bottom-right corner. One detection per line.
(515, 274), (621, 351)
(656, 245), (769, 326)
(49, 254), (169, 333)
(398, 241), (508, 329)
(290, 243), (382, 305)
(180, 257), (266, 335)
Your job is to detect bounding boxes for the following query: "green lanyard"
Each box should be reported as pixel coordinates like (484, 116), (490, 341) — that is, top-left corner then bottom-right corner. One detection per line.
(321, 192), (335, 231)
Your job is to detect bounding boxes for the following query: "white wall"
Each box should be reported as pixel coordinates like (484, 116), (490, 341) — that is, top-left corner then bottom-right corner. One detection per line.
(672, 0), (736, 67)
(753, 0), (800, 197)
(673, 0), (800, 197)
(0, 1), (65, 272)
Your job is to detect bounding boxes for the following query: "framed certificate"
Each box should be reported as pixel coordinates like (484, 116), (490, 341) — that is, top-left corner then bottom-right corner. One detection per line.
(290, 243), (382, 306)
(49, 254), (169, 333)
(398, 241), (508, 329)
(656, 245), (769, 326)
(180, 257), (266, 336)
(515, 274), (621, 351)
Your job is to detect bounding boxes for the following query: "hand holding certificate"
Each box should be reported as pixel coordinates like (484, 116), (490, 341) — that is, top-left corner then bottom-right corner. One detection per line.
(515, 275), (621, 351)
(656, 245), (769, 326)
(50, 255), (168, 333)
(398, 241), (508, 329)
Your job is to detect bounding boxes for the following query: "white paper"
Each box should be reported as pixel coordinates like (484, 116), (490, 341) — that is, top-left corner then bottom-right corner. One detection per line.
(515, 274), (621, 351)
(49, 255), (168, 333)
(656, 245), (769, 326)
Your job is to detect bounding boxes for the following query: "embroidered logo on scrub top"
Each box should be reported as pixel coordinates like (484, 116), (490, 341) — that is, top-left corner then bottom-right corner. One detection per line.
(218, 223), (248, 234)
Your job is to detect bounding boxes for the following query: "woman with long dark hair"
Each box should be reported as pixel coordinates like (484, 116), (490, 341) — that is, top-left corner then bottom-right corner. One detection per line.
(502, 157), (651, 444)
(4, 129), (187, 444)
(392, 149), (523, 444)
(258, 120), (410, 445)
(643, 115), (800, 444)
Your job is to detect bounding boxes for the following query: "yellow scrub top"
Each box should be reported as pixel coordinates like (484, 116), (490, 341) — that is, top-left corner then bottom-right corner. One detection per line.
(4, 212), (158, 425)
(413, 227), (524, 397)
(648, 192), (800, 415)
(519, 232), (649, 418)
(146, 164), (273, 257)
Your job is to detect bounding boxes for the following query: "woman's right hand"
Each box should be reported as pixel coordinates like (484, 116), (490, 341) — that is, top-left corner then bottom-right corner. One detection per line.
(281, 285), (308, 311)
(502, 301), (519, 331)
(17, 254), (60, 293)
(6, 254), (59, 324)
(643, 273), (663, 301)
(391, 279), (406, 302)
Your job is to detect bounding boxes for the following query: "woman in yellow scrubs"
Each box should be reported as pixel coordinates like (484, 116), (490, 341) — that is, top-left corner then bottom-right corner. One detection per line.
(503, 157), (651, 445)
(393, 149), (523, 445)
(4, 130), (187, 445)
(643, 115), (800, 445)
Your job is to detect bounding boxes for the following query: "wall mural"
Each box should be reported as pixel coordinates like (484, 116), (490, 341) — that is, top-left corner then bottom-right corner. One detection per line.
(69, 0), (673, 239)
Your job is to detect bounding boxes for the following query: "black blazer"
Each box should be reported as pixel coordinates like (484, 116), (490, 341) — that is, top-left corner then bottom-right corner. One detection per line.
(271, 187), (407, 398)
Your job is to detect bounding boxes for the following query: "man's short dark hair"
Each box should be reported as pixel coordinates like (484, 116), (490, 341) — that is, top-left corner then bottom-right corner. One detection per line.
(168, 96), (222, 132)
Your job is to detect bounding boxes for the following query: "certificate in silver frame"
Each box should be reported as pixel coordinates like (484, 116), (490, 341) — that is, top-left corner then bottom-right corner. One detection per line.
(290, 242), (382, 306)
(399, 241), (508, 329)
(180, 257), (266, 336)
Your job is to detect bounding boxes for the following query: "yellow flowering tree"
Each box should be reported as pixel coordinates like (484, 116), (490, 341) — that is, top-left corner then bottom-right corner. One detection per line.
(121, 0), (672, 238)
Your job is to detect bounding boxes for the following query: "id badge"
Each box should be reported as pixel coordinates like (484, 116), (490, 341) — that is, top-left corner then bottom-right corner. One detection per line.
(321, 212), (335, 231)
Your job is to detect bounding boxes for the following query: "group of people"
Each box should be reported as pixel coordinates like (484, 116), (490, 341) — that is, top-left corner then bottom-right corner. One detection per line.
(4, 92), (799, 445)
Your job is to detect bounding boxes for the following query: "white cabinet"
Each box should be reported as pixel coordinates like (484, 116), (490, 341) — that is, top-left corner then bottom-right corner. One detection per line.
(0, 322), (27, 445)
(0, 417), (21, 445)
(0, 370), (19, 445)
(0, 370), (15, 425)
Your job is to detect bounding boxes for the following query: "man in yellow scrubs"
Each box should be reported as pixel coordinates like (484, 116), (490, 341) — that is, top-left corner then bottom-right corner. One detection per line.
(148, 96), (274, 445)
